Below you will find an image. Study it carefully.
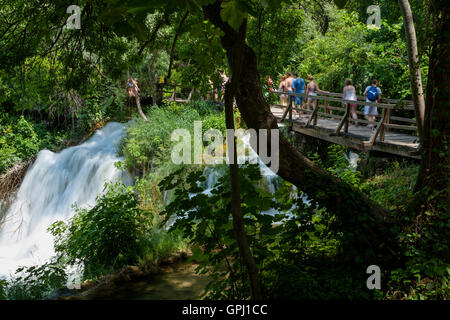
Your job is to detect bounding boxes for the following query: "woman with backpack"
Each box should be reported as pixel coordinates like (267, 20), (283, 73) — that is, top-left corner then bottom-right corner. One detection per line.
(364, 79), (382, 129)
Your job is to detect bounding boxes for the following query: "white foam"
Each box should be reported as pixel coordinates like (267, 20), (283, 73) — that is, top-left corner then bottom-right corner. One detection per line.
(0, 122), (131, 277)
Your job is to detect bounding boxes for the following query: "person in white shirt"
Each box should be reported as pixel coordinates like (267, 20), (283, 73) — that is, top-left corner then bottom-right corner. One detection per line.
(364, 79), (382, 129)
(343, 78), (358, 123)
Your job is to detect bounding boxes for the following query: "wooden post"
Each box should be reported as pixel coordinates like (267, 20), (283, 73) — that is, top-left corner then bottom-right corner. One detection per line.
(281, 104), (292, 122)
(288, 95), (293, 131)
(170, 84), (177, 102)
(344, 116), (349, 133)
(368, 108), (387, 146)
(306, 96), (319, 128)
(335, 102), (350, 135)
(381, 109), (391, 141)
(313, 98), (319, 126)
(187, 88), (194, 102)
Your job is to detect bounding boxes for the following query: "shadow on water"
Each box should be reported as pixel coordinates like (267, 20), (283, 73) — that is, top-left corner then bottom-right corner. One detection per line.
(59, 261), (211, 300)
(108, 263), (210, 300)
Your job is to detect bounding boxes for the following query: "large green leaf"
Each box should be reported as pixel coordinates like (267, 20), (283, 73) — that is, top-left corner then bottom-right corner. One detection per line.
(220, 0), (247, 31)
(128, 17), (150, 41)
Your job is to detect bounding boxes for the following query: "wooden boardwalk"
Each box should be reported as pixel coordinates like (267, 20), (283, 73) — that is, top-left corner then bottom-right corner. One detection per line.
(270, 91), (421, 159)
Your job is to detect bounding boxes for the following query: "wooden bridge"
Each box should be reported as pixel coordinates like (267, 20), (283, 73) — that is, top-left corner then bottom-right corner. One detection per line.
(271, 91), (420, 159)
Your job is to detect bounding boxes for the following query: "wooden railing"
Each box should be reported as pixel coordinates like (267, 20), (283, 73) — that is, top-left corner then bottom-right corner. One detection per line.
(163, 84), (195, 103)
(272, 90), (417, 147)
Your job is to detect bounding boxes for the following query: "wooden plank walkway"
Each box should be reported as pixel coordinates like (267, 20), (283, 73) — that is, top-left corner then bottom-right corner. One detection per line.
(271, 106), (420, 159)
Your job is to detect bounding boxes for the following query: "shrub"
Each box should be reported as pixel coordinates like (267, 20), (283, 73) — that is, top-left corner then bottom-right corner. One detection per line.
(159, 163), (373, 299)
(0, 116), (40, 173)
(186, 100), (220, 116)
(361, 161), (418, 209)
(120, 104), (201, 173)
(160, 164), (289, 299)
(49, 182), (153, 278)
(1, 261), (67, 300)
(120, 101), (231, 174)
(0, 279), (6, 300)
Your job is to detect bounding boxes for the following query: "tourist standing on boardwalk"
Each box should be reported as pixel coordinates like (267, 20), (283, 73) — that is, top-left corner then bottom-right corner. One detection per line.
(207, 79), (215, 101)
(364, 80), (382, 129)
(292, 73), (306, 118)
(306, 74), (328, 111)
(127, 77), (139, 97)
(217, 70), (228, 102)
(285, 72), (294, 104)
(343, 78), (358, 124)
(278, 75), (287, 106)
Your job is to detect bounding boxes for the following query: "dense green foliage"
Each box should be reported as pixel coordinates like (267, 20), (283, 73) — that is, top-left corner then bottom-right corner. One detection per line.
(49, 181), (187, 279)
(120, 101), (229, 174)
(160, 145), (447, 299)
(361, 163), (449, 299)
(0, 0), (447, 302)
(0, 84), (128, 174)
(0, 1), (422, 174)
(1, 101), (447, 300)
(0, 116), (40, 173)
(0, 261), (67, 300)
(295, 10), (418, 99)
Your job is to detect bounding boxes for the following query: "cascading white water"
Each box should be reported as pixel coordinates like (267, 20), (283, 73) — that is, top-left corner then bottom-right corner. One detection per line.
(0, 122), (131, 277)
(345, 151), (359, 169)
(198, 133), (310, 219)
(200, 133), (281, 200)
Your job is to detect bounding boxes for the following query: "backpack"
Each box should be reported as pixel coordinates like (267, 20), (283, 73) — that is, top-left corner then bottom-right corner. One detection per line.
(367, 86), (379, 101)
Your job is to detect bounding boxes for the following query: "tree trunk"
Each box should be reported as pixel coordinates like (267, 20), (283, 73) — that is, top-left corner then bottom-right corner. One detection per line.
(225, 82), (263, 300)
(225, 19), (263, 300)
(414, 3), (449, 209)
(398, 0), (426, 139)
(134, 90), (148, 122)
(138, 14), (169, 56)
(128, 71), (148, 122)
(203, 2), (394, 260)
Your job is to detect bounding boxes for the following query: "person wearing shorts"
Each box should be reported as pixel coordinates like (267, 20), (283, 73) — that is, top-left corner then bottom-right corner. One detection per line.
(306, 74), (328, 111)
(364, 80), (382, 128)
(278, 75), (287, 106)
(292, 73), (305, 117)
(285, 72), (294, 105)
(343, 78), (358, 123)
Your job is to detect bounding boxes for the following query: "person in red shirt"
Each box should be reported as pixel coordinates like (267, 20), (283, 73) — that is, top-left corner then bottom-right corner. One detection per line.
(266, 75), (273, 92)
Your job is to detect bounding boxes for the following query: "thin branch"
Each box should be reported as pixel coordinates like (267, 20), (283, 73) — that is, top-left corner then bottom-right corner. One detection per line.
(166, 11), (189, 81)
(138, 14), (170, 56)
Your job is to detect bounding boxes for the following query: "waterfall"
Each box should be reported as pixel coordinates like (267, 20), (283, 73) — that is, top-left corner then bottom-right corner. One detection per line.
(0, 122), (131, 277)
(196, 133), (311, 220)
(345, 151), (359, 169)
(201, 133), (281, 202)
